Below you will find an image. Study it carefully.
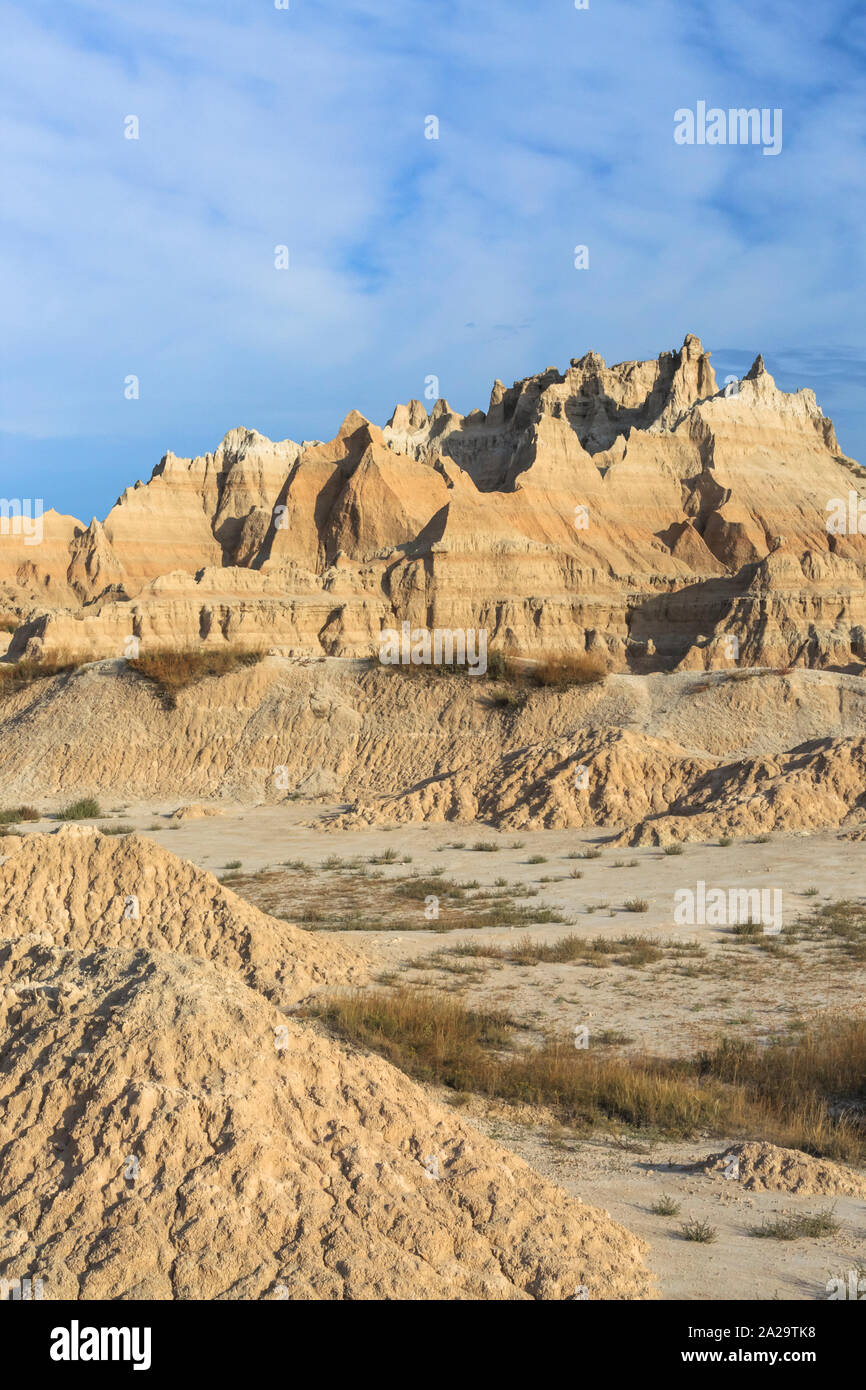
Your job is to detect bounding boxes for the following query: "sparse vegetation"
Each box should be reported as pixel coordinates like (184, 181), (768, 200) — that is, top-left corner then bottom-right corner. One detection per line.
(128, 646), (265, 707)
(481, 648), (609, 689)
(225, 862), (570, 933)
(0, 805), (39, 825)
(650, 1195), (681, 1216)
(452, 933), (663, 969)
(680, 1218), (718, 1243)
(369, 849), (398, 864)
(527, 652), (610, 688)
(308, 987), (866, 1160)
(57, 797), (101, 821)
(0, 656), (79, 695)
(750, 1208), (840, 1241)
(792, 898), (866, 961)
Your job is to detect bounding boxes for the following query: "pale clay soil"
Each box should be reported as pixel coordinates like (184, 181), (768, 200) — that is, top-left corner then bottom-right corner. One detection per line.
(11, 801), (866, 1301)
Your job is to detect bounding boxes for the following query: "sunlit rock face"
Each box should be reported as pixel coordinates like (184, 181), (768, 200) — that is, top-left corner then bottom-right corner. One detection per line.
(4, 334), (864, 671)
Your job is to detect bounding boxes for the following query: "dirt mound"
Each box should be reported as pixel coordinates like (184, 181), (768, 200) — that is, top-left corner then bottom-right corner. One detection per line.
(170, 804), (223, 821)
(3, 664), (866, 842)
(614, 737), (866, 845)
(0, 826), (362, 1006)
(701, 1142), (866, 1196)
(330, 725), (866, 842)
(0, 838), (654, 1300)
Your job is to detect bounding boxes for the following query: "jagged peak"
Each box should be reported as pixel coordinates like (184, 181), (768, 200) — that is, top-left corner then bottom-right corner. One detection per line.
(386, 399), (428, 431)
(745, 354), (766, 379)
(570, 351), (606, 371)
(430, 397), (460, 422)
(337, 409), (372, 438)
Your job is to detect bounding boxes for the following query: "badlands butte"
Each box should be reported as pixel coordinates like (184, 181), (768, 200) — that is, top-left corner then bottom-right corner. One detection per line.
(2, 334), (866, 1303)
(0, 332), (865, 839)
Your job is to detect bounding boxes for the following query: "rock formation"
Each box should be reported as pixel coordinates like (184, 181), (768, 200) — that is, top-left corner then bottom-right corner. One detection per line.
(2, 335), (863, 672)
(1, 660), (865, 840)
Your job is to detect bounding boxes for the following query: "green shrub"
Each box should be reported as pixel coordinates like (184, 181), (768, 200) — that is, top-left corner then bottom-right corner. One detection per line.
(57, 797), (101, 821)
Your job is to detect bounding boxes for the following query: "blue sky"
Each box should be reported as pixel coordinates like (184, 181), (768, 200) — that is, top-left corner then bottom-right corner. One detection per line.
(2, 0), (864, 520)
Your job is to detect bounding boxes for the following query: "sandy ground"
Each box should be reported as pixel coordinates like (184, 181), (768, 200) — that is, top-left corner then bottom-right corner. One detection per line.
(459, 1115), (866, 1301)
(65, 800), (866, 1053)
(12, 801), (866, 1300)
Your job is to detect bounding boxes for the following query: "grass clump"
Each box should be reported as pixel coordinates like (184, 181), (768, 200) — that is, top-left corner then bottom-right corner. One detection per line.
(650, 1195), (681, 1216)
(485, 688), (526, 710)
(751, 1208), (840, 1241)
(730, 918), (762, 938)
(128, 646), (265, 707)
(528, 652), (609, 688)
(0, 805), (40, 825)
(369, 848), (398, 865)
(57, 797), (101, 821)
(694, 1017), (866, 1162)
(0, 656), (80, 696)
(484, 649), (608, 689)
(308, 988), (514, 1088)
(680, 1218), (718, 1243)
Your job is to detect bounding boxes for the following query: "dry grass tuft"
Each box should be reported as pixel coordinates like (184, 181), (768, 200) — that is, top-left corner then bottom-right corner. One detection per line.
(0, 654), (81, 694)
(309, 988), (866, 1160)
(0, 805), (40, 825)
(128, 647), (265, 707)
(528, 652), (610, 688)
